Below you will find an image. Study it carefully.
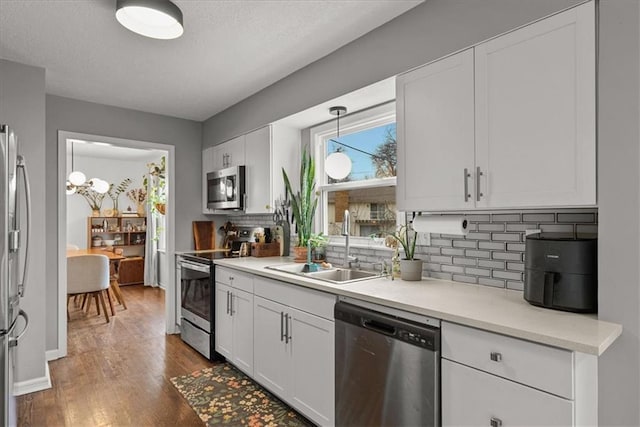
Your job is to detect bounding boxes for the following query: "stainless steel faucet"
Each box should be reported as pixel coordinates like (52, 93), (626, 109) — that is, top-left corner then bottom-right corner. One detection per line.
(341, 210), (358, 268)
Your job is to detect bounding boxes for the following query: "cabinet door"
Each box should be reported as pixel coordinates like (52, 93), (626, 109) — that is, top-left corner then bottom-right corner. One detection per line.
(289, 307), (335, 426)
(231, 289), (254, 376)
(442, 359), (573, 426)
(214, 282), (232, 359)
(475, 2), (595, 208)
(244, 126), (272, 214)
(202, 146), (216, 213)
(211, 144), (226, 171)
(225, 136), (245, 168)
(396, 48), (475, 211)
(253, 296), (289, 400)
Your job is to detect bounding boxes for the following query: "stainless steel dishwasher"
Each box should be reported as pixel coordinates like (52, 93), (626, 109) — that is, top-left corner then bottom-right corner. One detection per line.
(335, 299), (440, 426)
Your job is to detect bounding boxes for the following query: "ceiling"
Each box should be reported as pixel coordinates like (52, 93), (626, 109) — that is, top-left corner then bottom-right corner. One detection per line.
(67, 139), (165, 161)
(0, 0), (421, 122)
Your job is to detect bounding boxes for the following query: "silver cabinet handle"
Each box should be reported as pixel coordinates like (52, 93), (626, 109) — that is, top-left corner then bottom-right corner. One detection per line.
(476, 166), (484, 201)
(280, 312), (285, 342)
(490, 417), (502, 427)
(288, 314), (292, 343)
(490, 352), (502, 362)
(226, 290), (230, 314)
(284, 313), (289, 344)
(230, 292), (234, 316)
(463, 168), (471, 202)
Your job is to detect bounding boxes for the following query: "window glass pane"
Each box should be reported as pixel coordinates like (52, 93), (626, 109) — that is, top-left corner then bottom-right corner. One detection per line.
(327, 186), (396, 237)
(326, 123), (396, 184)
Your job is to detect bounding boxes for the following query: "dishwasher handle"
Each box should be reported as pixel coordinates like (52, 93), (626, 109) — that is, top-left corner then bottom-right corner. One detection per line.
(362, 319), (396, 336)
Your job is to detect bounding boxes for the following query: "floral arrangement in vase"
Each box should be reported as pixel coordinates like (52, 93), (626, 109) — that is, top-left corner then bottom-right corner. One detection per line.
(75, 186), (107, 216)
(107, 178), (131, 216)
(126, 188), (147, 216)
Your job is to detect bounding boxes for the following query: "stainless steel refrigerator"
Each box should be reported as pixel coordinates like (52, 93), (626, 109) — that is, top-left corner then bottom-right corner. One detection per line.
(0, 124), (31, 427)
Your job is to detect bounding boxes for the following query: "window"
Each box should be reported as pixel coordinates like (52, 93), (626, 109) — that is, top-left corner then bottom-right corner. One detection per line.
(312, 103), (397, 240)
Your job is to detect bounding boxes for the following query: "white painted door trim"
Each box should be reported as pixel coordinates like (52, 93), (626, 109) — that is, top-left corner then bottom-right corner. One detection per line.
(56, 130), (177, 358)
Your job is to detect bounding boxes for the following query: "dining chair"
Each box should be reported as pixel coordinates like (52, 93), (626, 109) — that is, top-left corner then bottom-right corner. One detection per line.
(67, 254), (111, 323)
(67, 243), (80, 250)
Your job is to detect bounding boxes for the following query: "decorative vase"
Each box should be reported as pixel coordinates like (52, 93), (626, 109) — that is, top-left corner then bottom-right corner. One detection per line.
(137, 204), (146, 217)
(400, 259), (423, 281)
(293, 246), (308, 263)
(92, 209), (101, 217)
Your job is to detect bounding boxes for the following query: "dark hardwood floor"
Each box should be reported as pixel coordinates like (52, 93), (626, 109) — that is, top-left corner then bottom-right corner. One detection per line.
(18, 285), (212, 426)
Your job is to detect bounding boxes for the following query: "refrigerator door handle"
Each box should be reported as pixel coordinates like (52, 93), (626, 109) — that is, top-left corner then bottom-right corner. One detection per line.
(8, 310), (29, 347)
(17, 155), (31, 297)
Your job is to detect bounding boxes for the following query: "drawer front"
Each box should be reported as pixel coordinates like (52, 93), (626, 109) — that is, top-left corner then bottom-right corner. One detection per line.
(442, 359), (574, 427)
(180, 319), (211, 360)
(216, 266), (253, 293)
(254, 276), (336, 320)
(442, 322), (573, 399)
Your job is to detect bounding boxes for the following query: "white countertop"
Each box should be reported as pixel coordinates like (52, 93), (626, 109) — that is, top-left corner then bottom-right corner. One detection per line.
(213, 257), (622, 356)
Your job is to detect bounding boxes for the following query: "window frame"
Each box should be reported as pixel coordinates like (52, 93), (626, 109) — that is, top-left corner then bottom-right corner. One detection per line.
(311, 102), (397, 246)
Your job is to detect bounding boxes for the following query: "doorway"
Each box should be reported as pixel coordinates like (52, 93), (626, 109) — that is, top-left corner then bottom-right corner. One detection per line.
(56, 130), (176, 358)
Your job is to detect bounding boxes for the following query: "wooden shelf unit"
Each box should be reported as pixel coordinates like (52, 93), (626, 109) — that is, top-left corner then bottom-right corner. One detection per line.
(87, 216), (146, 285)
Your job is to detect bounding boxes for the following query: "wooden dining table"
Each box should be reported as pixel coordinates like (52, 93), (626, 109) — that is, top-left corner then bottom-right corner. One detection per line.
(67, 248), (128, 312)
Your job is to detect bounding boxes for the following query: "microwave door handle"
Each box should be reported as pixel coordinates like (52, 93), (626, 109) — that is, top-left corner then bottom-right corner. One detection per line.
(17, 155), (31, 297)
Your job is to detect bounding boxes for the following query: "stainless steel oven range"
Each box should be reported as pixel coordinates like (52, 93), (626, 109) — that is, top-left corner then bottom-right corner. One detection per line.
(176, 252), (222, 360)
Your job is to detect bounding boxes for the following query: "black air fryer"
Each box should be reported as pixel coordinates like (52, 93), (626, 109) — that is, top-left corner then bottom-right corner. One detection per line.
(524, 235), (597, 313)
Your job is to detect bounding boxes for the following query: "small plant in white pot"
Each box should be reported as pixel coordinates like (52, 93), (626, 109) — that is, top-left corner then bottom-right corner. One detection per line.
(390, 224), (423, 281)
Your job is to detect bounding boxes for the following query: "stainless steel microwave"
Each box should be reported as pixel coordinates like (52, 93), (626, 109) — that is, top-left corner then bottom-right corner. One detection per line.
(206, 165), (246, 210)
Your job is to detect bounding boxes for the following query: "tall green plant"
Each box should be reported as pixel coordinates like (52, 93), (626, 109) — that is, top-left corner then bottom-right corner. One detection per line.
(282, 149), (317, 247)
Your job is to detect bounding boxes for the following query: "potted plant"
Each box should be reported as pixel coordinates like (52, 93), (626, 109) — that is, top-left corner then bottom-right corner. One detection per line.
(390, 224), (423, 281)
(309, 232), (329, 261)
(143, 156), (166, 215)
(282, 148), (317, 262)
(107, 178), (132, 216)
(75, 186), (107, 216)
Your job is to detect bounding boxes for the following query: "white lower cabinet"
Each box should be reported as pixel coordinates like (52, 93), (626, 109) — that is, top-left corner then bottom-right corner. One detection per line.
(442, 360), (573, 426)
(215, 282), (254, 376)
(216, 268), (336, 426)
(442, 321), (597, 427)
(253, 280), (335, 427)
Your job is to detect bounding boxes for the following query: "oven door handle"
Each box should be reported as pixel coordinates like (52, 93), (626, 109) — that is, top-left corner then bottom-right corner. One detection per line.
(177, 260), (210, 274)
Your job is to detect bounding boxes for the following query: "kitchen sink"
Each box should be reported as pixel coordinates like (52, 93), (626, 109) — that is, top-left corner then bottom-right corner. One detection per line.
(265, 263), (381, 284)
(306, 268), (379, 284)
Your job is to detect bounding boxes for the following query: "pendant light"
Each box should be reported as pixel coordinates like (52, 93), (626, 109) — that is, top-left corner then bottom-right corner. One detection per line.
(325, 106), (352, 180)
(66, 140), (110, 196)
(116, 0), (184, 40)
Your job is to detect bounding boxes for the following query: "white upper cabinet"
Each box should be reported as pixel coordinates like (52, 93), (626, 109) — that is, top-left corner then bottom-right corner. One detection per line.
(244, 124), (300, 214)
(396, 1), (596, 211)
(397, 49), (475, 211)
(202, 146), (216, 213)
(215, 135), (245, 170)
(475, 1), (595, 208)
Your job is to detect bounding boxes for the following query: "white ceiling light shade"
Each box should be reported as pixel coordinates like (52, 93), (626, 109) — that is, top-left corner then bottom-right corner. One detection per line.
(325, 106), (353, 180)
(325, 152), (352, 180)
(68, 170), (87, 186)
(90, 178), (111, 194)
(115, 0), (184, 40)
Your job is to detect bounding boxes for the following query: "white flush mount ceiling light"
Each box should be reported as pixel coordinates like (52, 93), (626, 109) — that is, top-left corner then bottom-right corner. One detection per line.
(325, 106), (352, 180)
(116, 0), (184, 40)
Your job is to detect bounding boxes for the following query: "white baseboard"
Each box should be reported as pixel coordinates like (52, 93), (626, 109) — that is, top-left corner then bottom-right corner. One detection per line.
(46, 349), (63, 361)
(14, 362), (52, 396)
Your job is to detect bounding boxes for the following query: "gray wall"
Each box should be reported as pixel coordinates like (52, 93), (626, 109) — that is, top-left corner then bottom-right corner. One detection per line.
(203, 0), (582, 146)
(45, 95), (204, 351)
(202, 0), (640, 424)
(597, 1), (640, 425)
(0, 59), (47, 384)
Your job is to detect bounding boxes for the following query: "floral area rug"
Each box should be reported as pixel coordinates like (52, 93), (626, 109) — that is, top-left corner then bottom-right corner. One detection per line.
(170, 363), (314, 426)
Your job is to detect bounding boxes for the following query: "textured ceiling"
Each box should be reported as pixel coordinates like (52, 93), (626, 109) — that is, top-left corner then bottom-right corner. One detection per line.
(0, 0), (421, 121)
